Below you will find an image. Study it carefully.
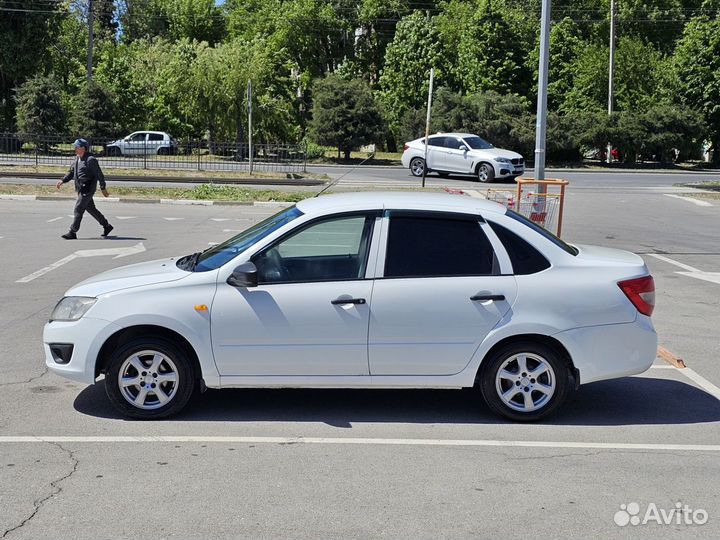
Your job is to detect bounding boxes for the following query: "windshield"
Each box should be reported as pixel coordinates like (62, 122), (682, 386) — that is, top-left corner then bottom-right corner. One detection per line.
(463, 136), (494, 150)
(506, 209), (579, 256)
(189, 206), (303, 272)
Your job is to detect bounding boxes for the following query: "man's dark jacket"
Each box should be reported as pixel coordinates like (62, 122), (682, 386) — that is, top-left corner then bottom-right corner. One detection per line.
(62, 154), (106, 195)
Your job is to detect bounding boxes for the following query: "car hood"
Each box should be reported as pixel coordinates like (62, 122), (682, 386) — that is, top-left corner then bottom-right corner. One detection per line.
(470, 147), (523, 160)
(66, 257), (190, 297)
(573, 244), (646, 267)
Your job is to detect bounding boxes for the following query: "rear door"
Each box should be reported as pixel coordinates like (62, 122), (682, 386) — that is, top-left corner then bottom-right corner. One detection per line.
(368, 211), (517, 376)
(424, 136), (446, 172)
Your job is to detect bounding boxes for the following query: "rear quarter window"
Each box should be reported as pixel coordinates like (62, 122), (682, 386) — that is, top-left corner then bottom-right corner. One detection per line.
(488, 220), (551, 275)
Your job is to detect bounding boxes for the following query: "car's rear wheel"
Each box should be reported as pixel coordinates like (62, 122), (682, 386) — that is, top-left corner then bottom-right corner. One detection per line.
(478, 341), (571, 421)
(409, 157), (426, 177)
(157, 147), (169, 156)
(476, 163), (495, 183)
(105, 337), (196, 419)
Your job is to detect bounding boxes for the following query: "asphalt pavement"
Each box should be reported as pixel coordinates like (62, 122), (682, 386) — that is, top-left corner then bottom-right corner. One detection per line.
(1, 181), (719, 539)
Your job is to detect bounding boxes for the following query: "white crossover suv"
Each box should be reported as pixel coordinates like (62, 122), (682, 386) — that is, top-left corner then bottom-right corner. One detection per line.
(401, 133), (524, 182)
(44, 192), (656, 421)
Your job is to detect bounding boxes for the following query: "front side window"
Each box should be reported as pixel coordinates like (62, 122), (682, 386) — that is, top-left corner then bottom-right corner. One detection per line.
(129, 133), (146, 142)
(463, 136), (493, 150)
(384, 215), (495, 278)
(192, 206), (303, 272)
(253, 214), (374, 284)
(444, 138), (463, 150)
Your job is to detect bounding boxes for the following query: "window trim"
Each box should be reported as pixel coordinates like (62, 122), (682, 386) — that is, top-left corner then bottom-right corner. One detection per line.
(250, 210), (381, 286)
(377, 210), (501, 279)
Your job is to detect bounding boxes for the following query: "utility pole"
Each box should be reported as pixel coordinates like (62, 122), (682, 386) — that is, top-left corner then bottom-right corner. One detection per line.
(248, 80), (253, 174)
(87, 0), (94, 83)
(422, 67), (435, 189)
(534, 0), (551, 181)
(607, 0), (616, 164)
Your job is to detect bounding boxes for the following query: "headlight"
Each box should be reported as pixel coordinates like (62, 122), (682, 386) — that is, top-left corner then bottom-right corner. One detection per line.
(495, 157), (512, 164)
(50, 297), (97, 322)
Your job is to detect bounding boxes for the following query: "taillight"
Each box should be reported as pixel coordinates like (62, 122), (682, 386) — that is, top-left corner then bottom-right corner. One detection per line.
(403, 144), (409, 151)
(618, 275), (655, 316)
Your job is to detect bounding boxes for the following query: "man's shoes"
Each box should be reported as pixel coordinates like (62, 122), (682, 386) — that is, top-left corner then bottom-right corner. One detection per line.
(61, 232), (77, 240)
(101, 224), (114, 237)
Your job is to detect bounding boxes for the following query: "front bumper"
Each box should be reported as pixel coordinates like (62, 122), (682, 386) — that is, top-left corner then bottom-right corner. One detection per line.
(494, 160), (525, 178)
(554, 315), (658, 385)
(44, 317), (122, 384)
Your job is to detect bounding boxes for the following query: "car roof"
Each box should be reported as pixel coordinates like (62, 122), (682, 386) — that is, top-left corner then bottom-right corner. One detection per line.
(296, 191), (507, 216)
(130, 131), (169, 135)
(425, 133), (476, 139)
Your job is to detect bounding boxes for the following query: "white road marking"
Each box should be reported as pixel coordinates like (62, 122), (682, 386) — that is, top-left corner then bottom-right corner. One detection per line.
(649, 365), (676, 369)
(648, 254), (720, 285)
(211, 218), (230, 222)
(648, 254), (701, 273)
(676, 271), (720, 285)
(208, 242), (219, 246)
(115, 216), (136, 220)
(681, 367), (720, 401)
(163, 217), (184, 221)
(664, 194), (713, 207)
(223, 229), (243, 232)
(47, 216), (64, 223)
(16, 243), (146, 283)
(0, 436), (718, 451)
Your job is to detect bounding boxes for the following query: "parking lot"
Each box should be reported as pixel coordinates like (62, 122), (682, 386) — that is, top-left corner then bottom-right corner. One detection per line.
(1, 181), (719, 538)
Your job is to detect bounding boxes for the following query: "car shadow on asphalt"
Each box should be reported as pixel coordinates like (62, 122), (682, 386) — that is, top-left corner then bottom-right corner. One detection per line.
(73, 376), (720, 426)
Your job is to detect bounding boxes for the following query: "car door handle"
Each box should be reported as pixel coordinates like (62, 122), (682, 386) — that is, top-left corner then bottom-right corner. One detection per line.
(331, 297), (366, 305)
(470, 294), (505, 302)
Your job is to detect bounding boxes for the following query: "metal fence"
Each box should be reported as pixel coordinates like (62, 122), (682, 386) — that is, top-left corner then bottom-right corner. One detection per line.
(0, 133), (306, 174)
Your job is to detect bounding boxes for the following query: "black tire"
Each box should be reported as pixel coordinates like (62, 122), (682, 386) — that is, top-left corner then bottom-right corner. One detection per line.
(409, 157), (426, 177)
(478, 341), (572, 422)
(157, 147), (169, 156)
(476, 162), (495, 183)
(104, 337), (196, 419)
(106, 146), (121, 157)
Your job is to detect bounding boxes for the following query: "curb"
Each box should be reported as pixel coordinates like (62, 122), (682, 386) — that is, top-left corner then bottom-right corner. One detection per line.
(0, 171), (326, 186)
(0, 194), (296, 207)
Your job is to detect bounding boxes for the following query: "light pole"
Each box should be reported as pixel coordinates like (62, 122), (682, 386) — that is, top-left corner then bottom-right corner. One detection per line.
(534, 0), (551, 182)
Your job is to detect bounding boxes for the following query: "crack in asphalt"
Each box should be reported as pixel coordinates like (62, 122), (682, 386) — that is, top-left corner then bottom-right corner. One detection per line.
(0, 365), (48, 388)
(1, 442), (79, 539)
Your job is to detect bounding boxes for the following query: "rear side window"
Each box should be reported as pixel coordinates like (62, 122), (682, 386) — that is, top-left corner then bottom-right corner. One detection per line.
(428, 137), (446, 147)
(385, 216), (495, 278)
(488, 220), (550, 275)
(148, 133), (164, 141)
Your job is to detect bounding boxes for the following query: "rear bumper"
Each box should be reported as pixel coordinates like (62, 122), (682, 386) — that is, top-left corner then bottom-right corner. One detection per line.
(554, 316), (657, 385)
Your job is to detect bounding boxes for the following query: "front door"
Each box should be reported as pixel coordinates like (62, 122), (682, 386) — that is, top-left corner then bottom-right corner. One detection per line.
(211, 213), (377, 376)
(369, 212), (518, 376)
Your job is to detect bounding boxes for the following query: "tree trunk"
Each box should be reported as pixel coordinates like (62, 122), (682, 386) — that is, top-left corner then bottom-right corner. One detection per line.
(344, 148), (351, 160)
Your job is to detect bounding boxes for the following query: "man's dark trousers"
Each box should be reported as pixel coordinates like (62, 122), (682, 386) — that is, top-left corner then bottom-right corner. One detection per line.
(70, 192), (109, 233)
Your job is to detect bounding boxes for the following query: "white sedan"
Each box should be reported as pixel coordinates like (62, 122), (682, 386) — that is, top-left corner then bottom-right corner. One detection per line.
(44, 192), (657, 421)
(402, 133), (524, 182)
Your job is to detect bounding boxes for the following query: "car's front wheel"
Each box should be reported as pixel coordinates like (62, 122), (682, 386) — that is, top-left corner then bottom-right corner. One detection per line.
(409, 157), (426, 177)
(478, 341), (572, 421)
(106, 146), (121, 157)
(105, 338), (196, 419)
(476, 163), (495, 183)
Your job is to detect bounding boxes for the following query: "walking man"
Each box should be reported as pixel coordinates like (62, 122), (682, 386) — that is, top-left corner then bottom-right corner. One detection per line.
(56, 138), (113, 239)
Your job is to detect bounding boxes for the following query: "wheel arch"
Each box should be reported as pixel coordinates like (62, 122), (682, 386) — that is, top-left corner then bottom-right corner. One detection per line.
(96, 325), (202, 382)
(474, 333), (579, 388)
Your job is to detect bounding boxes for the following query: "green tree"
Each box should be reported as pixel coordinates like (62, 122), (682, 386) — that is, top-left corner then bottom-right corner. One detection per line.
(165, 0), (225, 44)
(68, 82), (118, 139)
(674, 16), (720, 163)
(457, 1), (531, 96)
(0, 2), (63, 129)
(15, 75), (66, 141)
(309, 75), (384, 160)
(641, 105), (706, 163)
(378, 12), (446, 146)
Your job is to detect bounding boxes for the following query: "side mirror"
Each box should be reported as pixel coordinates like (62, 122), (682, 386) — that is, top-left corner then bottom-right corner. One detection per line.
(226, 262), (258, 288)
(459, 145), (468, 152)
